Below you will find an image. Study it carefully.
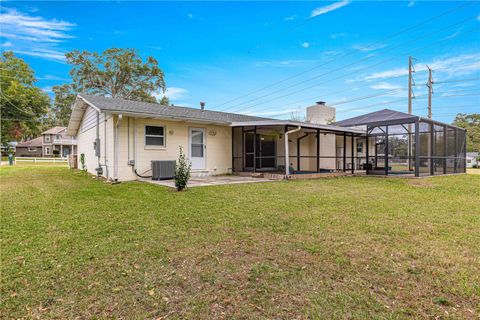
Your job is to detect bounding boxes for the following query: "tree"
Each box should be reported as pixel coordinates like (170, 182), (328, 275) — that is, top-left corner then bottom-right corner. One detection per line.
(453, 113), (480, 152)
(51, 84), (76, 127)
(0, 52), (50, 144)
(65, 48), (166, 103)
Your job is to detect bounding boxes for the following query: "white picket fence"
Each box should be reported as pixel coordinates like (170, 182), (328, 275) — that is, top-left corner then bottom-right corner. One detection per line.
(14, 157), (68, 164)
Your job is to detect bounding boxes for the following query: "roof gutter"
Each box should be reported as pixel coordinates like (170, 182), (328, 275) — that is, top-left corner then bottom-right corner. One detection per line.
(285, 126), (301, 177)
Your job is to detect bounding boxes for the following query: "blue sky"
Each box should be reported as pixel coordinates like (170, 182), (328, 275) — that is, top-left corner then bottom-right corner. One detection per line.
(1, 1), (479, 123)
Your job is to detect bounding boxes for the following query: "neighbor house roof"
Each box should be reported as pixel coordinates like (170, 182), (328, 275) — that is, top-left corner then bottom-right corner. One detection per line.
(467, 152), (478, 158)
(42, 126), (66, 135)
(16, 137), (43, 148)
(335, 109), (419, 127)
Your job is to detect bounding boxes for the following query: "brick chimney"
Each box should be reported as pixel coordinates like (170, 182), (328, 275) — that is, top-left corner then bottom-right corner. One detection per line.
(306, 101), (336, 124)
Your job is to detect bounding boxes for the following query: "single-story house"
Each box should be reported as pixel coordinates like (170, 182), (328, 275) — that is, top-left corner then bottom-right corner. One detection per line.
(66, 94), (467, 182)
(15, 137), (43, 157)
(466, 152), (479, 168)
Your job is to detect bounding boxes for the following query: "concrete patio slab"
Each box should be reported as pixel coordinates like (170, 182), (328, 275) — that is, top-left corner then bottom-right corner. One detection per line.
(138, 175), (277, 188)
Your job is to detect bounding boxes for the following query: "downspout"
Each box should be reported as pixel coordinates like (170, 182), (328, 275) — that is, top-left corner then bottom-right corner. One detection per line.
(285, 126), (301, 178)
(114, 114), (123, 181)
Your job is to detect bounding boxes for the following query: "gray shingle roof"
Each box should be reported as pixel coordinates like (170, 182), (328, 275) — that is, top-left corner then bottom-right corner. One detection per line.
(79, 94), (270, 124)
(42, 126), (66, 135)
(335, 109), (418, 127)
(17, 137), (43, 147)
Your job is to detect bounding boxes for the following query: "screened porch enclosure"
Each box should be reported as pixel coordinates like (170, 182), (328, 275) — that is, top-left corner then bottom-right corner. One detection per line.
(231, 125), (366, 174)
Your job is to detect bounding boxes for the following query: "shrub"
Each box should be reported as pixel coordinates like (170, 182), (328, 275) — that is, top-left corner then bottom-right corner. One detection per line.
(174, 146), (191, 191)
(80, 153), (86, 171)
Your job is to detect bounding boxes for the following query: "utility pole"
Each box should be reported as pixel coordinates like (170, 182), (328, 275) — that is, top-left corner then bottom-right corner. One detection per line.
(426, 65), (434, 119)
(408, 56), (415, 115)
(407, 56), (416, 171)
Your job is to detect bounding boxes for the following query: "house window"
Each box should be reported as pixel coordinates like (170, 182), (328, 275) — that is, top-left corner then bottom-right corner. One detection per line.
(44, 135), (50, 142)
(357, 142), (363, 154)
(28, 147), (37, 152)
(56, 134), (61, 139)
(145, 125), (165, 146)
(45, 147), (50, 155)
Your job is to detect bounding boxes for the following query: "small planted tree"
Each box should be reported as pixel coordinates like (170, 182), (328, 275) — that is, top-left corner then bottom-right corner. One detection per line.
(175, 146), (191, 191)
(80, 153), (86, 171)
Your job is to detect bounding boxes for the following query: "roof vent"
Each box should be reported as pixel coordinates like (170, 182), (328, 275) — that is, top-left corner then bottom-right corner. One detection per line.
(200, 101), (205, 111)
(316, 101), (326, 106)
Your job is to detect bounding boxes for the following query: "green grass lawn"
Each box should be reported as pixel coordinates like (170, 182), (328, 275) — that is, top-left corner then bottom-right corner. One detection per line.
(1, 166), (479, 319)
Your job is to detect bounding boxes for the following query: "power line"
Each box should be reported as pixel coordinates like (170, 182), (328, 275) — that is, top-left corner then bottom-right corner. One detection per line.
(435, 77), (480, 84)
(225, 18), (479, 114)
(213, 1), (477, 109)
(233, 25), (479, 116)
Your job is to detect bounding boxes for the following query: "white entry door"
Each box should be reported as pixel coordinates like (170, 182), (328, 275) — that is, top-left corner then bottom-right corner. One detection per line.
(189, 128), (206, 170)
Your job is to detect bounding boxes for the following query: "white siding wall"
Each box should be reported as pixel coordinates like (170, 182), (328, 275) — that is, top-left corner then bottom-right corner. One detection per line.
(76, 107), (110, 178)
(114, 117), (233, 181)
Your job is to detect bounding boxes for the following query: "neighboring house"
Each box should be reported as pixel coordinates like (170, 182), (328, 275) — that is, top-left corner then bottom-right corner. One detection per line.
(1, 141), (17, 156)
(41, 126), (77, 157)
(15, 127), (77, 157)
(15, 137), (43, 157)
(466, 152), (479, 168)
(66, 94), (466, 182)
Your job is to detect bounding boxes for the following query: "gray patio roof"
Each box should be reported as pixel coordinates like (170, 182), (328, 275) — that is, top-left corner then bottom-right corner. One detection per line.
(335, 109), (418, 127)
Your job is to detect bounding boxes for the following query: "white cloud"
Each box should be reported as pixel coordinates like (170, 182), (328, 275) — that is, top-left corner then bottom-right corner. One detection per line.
(301, 42), (310, 48)
(408, 1), (415, 7)
(0, 8), (75, 43)
(0, 8), (74, 63)
(2, 41), (12, 47)
(364, 67), (409, 81)
(442, 31), (460, 40)
(284, 15), (297, 21)
(370, 82), (403, 90)
(154, 87), (188, 101)
(330, 33), (346, 39)
(255, 59), (317, 68)
(311, 1), (351, 18)
(324, 49), (342, 56)
(352, 43), (387, 52)
(188, 13), (193, 19)
(13, 48), (66, 62)
(363, 53), (480, 82)
(42, 86), (53, 94)
(39, 74), (69, 81)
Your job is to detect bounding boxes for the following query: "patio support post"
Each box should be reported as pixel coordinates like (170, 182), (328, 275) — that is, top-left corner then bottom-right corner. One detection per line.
(231, 127), (234, 172)
(285, 126), (301, 177)
(443, 125), (447, 174)
(385, 126), (389, 176)
(241, 126), (245, 172)
(351, 134), (355, 174)
(343, 133), (346, 172)
(316, 129), (320, 173)
(253, 126), (257, 172)
(365, 130), (369, 175)
(454, 127), (458, 173)
(430, 123), (435, 176)
(415, 121), (420, 177)
(297, 133), (309, 172)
